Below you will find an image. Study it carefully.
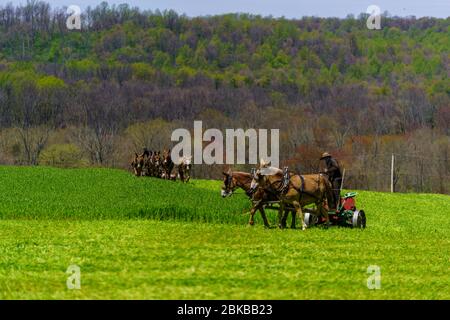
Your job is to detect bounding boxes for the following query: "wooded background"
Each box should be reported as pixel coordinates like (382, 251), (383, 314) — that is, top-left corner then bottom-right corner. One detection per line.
(0, 1), (448, 193)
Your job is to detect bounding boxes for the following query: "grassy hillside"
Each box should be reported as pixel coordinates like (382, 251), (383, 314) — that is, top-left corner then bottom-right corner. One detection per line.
(0, 166), (449, 299)
(0, 166), (250, 223)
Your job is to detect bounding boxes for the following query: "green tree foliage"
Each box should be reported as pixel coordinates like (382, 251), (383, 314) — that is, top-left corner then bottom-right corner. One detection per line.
(0, 2), (449, 192)
(39, 143), (87, 167)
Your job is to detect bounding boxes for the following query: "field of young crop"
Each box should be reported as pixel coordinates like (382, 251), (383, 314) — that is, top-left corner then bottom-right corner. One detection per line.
(0, 166), (449, 299)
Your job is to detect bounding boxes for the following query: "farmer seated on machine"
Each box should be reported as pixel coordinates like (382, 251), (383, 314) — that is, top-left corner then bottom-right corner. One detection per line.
(319, 152), (342, 209)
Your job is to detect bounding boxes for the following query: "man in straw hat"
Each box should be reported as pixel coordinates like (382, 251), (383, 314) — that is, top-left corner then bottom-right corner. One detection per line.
(319, 152), (342, 209)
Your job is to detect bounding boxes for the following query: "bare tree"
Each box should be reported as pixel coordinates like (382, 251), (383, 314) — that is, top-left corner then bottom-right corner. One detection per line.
(72, 126), (115, 165)
(16, 125), (51, 165)
(10, 80), (54, 165)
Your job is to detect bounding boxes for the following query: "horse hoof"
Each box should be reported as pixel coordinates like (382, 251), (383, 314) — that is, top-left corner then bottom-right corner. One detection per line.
(249, 221), (254, 226)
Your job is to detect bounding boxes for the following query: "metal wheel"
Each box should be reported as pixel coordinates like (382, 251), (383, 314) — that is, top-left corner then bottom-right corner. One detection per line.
(352, 210), (366, 229)
(304, 212), (318, 227)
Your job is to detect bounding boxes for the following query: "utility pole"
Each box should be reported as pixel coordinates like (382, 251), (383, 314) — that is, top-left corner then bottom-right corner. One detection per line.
(391, 153), (395, 193)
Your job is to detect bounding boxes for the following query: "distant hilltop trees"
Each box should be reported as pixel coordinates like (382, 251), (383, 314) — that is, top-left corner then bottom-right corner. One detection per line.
(0, 1), (449, 193)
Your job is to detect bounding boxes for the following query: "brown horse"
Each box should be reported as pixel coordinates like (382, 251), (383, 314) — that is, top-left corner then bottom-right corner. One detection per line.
(152, 151), (163, 177)
(142, 149), (153, 176)
(253, 165), (334, 230)
(162, 149), (174, 179)
(178, 156), (192, 183)
(131, 152), (145, 177)
(221, 169), (296, 228)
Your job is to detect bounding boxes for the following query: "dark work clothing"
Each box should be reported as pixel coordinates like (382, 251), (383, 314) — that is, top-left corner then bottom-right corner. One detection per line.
(320, 157), (342, 209)
(324, 157), (342, 181)
(331, 177), (342, 209)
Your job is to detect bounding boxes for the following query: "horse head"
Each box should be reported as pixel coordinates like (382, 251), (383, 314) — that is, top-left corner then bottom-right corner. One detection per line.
(131, 152), (145, 177)
(253, 164), (283, 192)
(153, 151), (161, 167)
(180, 155), (192, 171)
(162, 149), (171, 165)
(177, 156), (192, 182)
(249, 168), (260, 193)
(221, 168), (234, 197)
(259, 158), (271, 168)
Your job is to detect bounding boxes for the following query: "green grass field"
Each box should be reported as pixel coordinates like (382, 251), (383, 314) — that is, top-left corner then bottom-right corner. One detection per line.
(0, 166), (449, 299)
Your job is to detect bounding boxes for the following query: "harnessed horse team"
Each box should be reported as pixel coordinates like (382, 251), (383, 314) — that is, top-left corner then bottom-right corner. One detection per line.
(131, 148), (191, 183)
(221, 159), (336, 230)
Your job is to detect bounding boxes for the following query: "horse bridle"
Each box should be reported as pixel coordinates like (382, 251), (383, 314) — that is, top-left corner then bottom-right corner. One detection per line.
(247, 168), (259, 196)
(136, 156), (144, 169)
(224, 173), (234, 193)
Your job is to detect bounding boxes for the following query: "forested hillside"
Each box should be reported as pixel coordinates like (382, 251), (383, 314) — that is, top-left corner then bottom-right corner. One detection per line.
(0, 1), (449, 193)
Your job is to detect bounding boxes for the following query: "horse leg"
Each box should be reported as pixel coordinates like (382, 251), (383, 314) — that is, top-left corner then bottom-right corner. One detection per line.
(280, 209), (291, 229)
(290, 209), (296, 229)
(282, 210), (291, 229)
(278, 202), (286, 229)
(259, 207), (271, 229)
(249, 203), (261, 226)
(294, 201), (306, 230)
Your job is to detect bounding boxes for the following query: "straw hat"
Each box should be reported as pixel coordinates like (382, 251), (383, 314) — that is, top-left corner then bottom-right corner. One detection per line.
(320, 152), (331, 159)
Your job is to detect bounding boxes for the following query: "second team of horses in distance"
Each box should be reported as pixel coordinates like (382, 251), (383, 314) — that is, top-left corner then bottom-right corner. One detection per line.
(131, 148), (192, 183)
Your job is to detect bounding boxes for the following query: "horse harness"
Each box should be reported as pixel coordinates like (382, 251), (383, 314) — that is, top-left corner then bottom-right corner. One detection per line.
(223, 172), (232, 190)
(226, 172), (257, 197)
(269, 167), (320, 202)
(280, 167), (291, 194)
